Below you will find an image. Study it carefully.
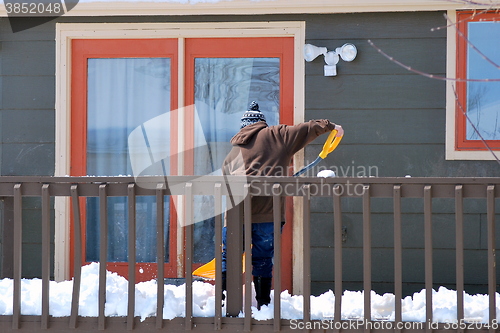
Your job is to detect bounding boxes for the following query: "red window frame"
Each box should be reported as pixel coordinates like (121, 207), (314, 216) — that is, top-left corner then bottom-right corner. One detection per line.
(183, 37), (295, 291)
(71, 37), (295, 291)
(456, 11), (500, 150)
(71, 39), (179, 281)
(184, 37), (295, 172)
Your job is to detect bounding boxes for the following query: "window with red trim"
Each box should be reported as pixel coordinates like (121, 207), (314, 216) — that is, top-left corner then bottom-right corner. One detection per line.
(70, 37), (295, 287)
(456, 11), (500, 150)
(71, 39), (179, 281)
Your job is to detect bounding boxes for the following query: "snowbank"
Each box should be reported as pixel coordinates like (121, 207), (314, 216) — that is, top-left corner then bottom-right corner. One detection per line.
(0, 263), (498, 323)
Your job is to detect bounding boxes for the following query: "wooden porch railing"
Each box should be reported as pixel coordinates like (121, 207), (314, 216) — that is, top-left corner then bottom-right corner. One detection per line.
(0, 175), (499, 332)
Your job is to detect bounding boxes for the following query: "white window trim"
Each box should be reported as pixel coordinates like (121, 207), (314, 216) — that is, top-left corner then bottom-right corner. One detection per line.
(55, 22), (306, 289)
(445, 10), (499, 160)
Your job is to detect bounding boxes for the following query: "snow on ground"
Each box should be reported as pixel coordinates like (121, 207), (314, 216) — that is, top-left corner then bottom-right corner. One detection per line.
(0, 263), (497, 323)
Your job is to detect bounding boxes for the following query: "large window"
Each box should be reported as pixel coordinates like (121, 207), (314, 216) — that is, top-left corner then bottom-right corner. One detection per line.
(455, 11), (500, 151)
(67, 33), (295, 282)
(71, 39), (179, 280)
(191, 57), (281, 263)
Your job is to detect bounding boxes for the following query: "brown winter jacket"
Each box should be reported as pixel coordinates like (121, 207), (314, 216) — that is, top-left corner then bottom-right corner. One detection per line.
(222, 119), (337, 223)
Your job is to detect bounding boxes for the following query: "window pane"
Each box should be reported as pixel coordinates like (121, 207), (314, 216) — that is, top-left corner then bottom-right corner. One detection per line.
(192, 57), (280, 263)
(466, 21), (500, 140)
(86, 58), (171, 263)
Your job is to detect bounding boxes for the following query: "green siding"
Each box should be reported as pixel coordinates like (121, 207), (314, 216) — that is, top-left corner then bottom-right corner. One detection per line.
(303, 11), (500, 296)
(0, 12), (498, 296)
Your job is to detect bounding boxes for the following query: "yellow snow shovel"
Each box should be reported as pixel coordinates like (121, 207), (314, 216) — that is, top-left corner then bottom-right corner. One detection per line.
(193, 254), (246, 280)
(293, 129), (343, 176)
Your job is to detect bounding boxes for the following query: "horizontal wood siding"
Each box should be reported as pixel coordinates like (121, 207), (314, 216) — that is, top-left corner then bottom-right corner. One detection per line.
(303, 11), (500, 296)
(0, 12), (499, 295)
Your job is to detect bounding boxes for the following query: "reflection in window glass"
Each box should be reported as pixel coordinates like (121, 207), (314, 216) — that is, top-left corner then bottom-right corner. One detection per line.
(86, 58), (171, 263)
(466, 21), (500, 140)
(192, 57), (280, 263)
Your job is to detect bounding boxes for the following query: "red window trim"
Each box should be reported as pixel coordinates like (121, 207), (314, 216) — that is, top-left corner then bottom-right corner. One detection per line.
(71, 38), (179, 282)
(183, 36), (295, 174)
(456, 11), (500, 150)
(183, 37), (295, 292)
(71, 37), (294, 291)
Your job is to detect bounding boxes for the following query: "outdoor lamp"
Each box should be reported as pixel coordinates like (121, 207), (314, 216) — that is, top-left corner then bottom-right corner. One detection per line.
(336, 43), (357, 62)
(303, 44), (328, 62)
(304, 43), (357, 76)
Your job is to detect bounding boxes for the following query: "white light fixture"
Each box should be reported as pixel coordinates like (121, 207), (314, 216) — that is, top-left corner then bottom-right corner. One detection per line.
(324, 51), (339, 76)
(304, 43), (357, 76)
(337, 43), (357, 62)
(303, 44), (327, 62)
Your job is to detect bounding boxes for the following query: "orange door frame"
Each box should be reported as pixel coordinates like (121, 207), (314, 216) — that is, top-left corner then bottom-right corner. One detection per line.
(71, 38), (179, 281)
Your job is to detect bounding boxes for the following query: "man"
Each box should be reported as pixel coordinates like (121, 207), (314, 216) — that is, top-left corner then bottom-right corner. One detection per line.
(221, 101), (344, 309)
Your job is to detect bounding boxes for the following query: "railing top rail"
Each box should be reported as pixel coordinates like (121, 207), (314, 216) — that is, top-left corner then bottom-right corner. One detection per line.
(0, 175), (499, 184)
(0, 176), (499, 198)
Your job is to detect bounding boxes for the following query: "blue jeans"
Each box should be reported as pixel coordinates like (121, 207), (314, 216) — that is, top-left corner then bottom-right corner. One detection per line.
(221, 222), (283, 278)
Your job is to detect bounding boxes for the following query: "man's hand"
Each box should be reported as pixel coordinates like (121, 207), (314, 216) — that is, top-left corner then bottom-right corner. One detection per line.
(334, 125), (344, 137)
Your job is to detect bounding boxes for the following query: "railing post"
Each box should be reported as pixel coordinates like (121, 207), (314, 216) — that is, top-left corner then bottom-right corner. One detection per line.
(302, 184), (311, 326)
(226, 195), (243, 317)
(362, 185), (371, 332)
(487, 185), (496, 333)
(214, 183), (223, 330)
(127, 184), (136, 330)
(98, 184), (108, 331)
(156, 183), (165, 329)
(41, 184), (51, 330)
(393, 185), (402, 333)
(185, 182), (193, 330)
(424, 185), (433, 333)
(273, 184), (282, 332)
(455, 185), (464, 333)
(70, 184), (82, 329)
(243, 184), (252, 332)
(12, 183), (22, 330)
(333, 186), (343, 331)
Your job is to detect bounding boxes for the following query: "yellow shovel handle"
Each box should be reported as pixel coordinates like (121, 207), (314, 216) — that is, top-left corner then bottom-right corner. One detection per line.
(318, 129), (343, 159)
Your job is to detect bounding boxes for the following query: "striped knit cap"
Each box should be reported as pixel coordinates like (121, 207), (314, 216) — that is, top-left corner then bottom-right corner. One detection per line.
(240, 101), (266, 129)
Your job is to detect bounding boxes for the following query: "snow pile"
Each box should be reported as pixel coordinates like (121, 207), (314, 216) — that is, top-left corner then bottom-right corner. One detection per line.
(255, 289), (499, 323)
(0, 263), (216, 321)
(0, 263), (498, 323)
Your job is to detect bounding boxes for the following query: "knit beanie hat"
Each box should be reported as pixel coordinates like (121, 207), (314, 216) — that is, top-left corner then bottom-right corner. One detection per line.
(240, 101), (266, 129)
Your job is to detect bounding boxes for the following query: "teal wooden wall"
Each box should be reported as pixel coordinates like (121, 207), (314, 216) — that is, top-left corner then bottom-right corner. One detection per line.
(0, 13), (499, 297)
